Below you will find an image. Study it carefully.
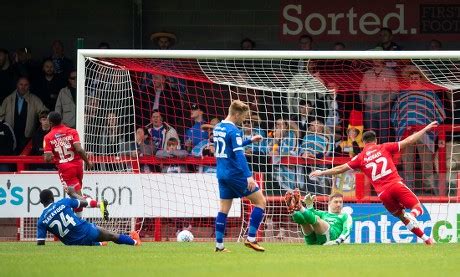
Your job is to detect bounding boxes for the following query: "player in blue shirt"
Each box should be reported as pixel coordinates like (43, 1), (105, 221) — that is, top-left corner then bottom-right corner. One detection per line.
(213, 100), (266, 252)
(37, 187), (141, 246)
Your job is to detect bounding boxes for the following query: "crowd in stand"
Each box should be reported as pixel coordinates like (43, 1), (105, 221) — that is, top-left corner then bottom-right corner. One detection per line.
(0, 28), (454, 196)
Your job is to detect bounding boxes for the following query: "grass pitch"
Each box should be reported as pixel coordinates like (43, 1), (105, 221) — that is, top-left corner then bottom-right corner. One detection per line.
(1, 242), (459, 276)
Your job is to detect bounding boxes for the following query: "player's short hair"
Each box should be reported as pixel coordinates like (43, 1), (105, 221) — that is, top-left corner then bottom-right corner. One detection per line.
(48, 111), (62, 125)
(228, 100), (249, 116)
(362, 130), (377, 143)
(329, 193), (343, 201)
(40, 189), (54, 205)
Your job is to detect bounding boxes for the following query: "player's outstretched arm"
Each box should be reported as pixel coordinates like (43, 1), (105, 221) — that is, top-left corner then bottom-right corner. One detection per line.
(74, 142), (93, 169)
(309, 163), (350, 178)
(399, 121), (439, 150)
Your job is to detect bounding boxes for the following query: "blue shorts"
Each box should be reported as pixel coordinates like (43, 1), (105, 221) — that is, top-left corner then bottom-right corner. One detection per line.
(218, 177), (259, 199)
(76, 223), (101, 246)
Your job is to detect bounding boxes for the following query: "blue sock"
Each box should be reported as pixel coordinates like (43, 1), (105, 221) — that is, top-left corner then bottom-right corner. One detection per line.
(248, 207), (264, 239)
(215, 212), (228, 244)
(115, 234), (136, 245)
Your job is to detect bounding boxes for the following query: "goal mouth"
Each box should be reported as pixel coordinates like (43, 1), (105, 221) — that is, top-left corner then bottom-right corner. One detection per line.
(73, 50), (459, 243)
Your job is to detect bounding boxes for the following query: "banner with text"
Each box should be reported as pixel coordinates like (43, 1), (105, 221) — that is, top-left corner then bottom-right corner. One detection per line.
(0, 173), (240, 218)
(344, 203), (458, 243)
(280, 0), (460, 41)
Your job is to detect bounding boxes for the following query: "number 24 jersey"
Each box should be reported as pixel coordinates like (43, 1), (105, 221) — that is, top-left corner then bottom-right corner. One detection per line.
(346, 142), (402, 194)
(37, 198), (90, 245)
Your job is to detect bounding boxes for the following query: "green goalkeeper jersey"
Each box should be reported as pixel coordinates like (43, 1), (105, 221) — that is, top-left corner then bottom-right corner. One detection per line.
(311, 208), (353, 242)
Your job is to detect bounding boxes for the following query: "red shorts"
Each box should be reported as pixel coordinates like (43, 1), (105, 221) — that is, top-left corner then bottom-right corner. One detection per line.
(378, 182), (420, 216)
(58, 165), (83, 191)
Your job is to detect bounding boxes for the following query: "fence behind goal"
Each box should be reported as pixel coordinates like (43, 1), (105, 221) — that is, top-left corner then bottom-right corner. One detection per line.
(3, 50), (459, 243)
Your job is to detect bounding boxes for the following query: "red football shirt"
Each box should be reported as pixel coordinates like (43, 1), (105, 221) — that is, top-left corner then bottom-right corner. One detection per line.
(346, 142), (402, 194)
(43, 124), (82, 170)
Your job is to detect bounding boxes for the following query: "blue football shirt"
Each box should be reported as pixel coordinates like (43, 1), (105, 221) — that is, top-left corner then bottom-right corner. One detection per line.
(37, 198), (92, 245)
(213, 120), (252, 180)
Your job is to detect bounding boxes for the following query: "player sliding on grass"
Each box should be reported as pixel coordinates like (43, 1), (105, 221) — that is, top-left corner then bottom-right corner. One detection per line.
(37, 187), (141, 246)
(213, 100), (266, 252)
(310, 121), (439, 245)
(285, 191), (352, 245)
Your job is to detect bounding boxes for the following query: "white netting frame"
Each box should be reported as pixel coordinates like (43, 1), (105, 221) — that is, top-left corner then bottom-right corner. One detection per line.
(77, 50), (460, 243)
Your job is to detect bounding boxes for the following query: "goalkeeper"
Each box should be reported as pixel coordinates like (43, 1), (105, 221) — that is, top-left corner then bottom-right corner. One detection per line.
(285, 189), (352, 245)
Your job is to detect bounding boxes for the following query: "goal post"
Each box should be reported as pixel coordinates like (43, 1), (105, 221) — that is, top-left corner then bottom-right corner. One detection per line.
(75, 49), (460, 243)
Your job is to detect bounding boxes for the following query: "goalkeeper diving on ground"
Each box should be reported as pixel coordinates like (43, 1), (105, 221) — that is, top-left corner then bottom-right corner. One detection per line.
(285, 190), (352, 245)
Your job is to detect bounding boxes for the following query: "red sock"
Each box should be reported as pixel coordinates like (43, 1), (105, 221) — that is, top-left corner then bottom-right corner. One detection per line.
(83, 196), (98, 208)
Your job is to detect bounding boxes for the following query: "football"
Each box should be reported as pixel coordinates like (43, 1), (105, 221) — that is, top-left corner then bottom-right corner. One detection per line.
(176, 230), (194, 242)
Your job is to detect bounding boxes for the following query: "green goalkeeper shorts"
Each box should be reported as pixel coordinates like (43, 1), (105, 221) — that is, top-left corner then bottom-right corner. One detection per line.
(304, 226), (341, 245)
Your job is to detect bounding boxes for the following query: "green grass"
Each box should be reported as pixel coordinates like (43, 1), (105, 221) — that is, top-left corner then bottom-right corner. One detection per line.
(1, 242), (459, 276)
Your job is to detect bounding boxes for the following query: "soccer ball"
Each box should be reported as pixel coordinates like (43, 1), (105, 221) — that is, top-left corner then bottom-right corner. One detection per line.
(176, 230), (194, 242)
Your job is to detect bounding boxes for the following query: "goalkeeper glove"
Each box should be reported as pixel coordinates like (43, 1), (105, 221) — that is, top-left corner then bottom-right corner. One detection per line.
(323, 238), (344, 246)
(302, 193), (316, 208)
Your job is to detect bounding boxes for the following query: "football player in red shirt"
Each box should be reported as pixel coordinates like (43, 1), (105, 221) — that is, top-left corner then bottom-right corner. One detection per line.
(310, 121), (439, 245)
(43, 111), (107, 218)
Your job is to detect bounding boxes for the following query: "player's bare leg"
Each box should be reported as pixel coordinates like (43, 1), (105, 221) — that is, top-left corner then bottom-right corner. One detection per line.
(244, 190), (266, 252)
(215, 199), (232, 252)
(96, 227), (141, 246)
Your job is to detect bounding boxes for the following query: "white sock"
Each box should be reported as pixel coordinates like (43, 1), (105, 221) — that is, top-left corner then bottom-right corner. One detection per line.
(247, 236), (256, 243)
(421, 234), (429, 241)
(216, 242), (224, 249)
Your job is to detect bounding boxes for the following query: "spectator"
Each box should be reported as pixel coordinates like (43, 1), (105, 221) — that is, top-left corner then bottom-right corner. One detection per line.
(299, 120), (331, 195)
(291, 100), (313, 140)
(0, 119), (16, 172)
(155, 137), (188, 173)
(30, 111), (54, 170)
(0, 77), (48, 154)
(123, 127), (155, 173)
(191, 119), (219, 173)
(55, 70), (77, 128)
(150, 32), (176, 49)
(148, 110), (180, 151)
(333, 42), (345, 50)
(269, 118), (299, 191)
(391, 66), (446, 194)
(0, 49), (17, 103)
(34, 59), (66, 110)
(242, 117), (268, 173)
(299, 120), (330, 159)
(11, 47), (40, 82)
(137, 73), (184, 129)
(241, 38), (255, 50)
(359, 60), (398, 143)
(298, 34), (313, 50)
(133, 127), (155, 157)
(335, 126), (363, 157)
(185, 104), (208, 151)
(270, 118), (297, 156)
(31, 111), (50, 155)
(48, 40), (73, 78)
(99, 112), (125, 156)
(375, 27), (401, 50)
(429, 39), (442, 50)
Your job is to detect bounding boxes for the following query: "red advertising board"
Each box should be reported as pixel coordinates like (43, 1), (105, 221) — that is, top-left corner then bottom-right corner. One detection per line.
(280, 0), (460, 41)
